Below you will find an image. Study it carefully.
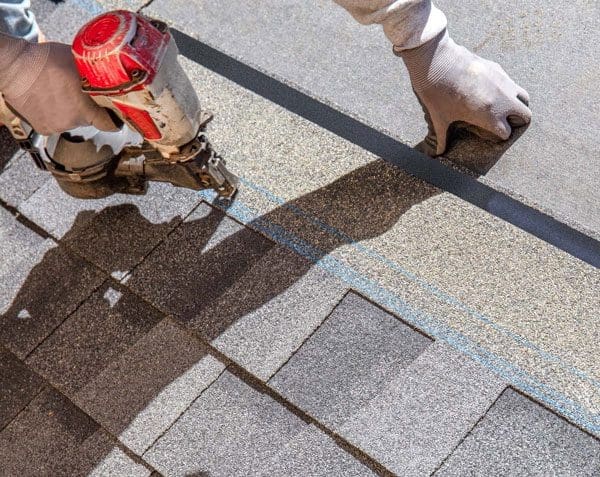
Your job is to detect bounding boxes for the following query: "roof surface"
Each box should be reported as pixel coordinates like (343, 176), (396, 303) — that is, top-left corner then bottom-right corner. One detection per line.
(0, 0), (598, 475)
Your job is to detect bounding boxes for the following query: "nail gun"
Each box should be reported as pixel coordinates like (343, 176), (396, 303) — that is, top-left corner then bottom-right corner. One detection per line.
(0, 10), (239, 200)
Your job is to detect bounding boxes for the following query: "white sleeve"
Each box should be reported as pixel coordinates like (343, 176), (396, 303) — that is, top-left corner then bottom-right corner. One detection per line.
(0, 0), (39, 41)
(332, 0), (447, 50)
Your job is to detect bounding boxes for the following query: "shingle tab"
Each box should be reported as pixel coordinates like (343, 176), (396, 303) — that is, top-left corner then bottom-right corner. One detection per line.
(0, 346), (44, 428)
(144, 371), (304, 476)
(258, 425), (376, 476)
(340, 341), (506, 475)
(144, 371), (369, 477)
(26, 280), (164, 396)
(0, 149), (49, 209)
(75, 320), (225, 455)
(436, 388), (600, 477)
(0, 388), (145, 476)
(269, 292), (432, 427)
(205, 245), (348, 380)
(0, 207), (105, 358)
(127, 203), (275, 323)
(86, 447), (152, 477)
(18, 179), (199, 258)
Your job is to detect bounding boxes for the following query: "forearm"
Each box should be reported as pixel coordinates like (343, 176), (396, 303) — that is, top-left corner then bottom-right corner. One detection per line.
(332, 0), (447, 50)
(0, 0), (39, 41)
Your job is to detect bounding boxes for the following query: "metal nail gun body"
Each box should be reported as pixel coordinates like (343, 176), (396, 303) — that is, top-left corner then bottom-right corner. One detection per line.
(3, 10), (239, 200)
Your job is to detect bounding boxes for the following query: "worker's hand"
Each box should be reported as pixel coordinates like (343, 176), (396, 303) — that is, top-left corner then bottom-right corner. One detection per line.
(0, 34), (116, 136)
(397, 30), (531, 156)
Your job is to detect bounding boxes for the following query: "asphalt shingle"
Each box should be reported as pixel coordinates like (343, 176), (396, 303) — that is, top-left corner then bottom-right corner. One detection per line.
(0, 207), (105, 358)
(62, 201), (183, 274)
(127, 203), (275, 323)
(36, 0), (99, 44)
(26, 280), (164, 396)
(269, 292), (432, 427)
(85, 447), (152, 477)
(30, 0), (61, 27)
(75, 319), (225, 455)
(199, 244), (349, 380)
(258, 425), (376, 476)
(1, 205), (49, 315)
(144, 370), (371, 477)
(0, 387), (148, 476)
(144, 0), (600, 237)
(0, 346), (44, 429)
(134, 52), (600, 431)
(0, 127), (20, 169)
(18, 179), (200, 273)
(340, 341), (507, 475)
(0, 149), (49, 209)
(435, 388), (600, 477)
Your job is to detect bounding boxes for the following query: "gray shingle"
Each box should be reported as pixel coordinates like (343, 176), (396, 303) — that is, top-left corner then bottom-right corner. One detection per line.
(127, 203), (275, 323)
(144, 371), (305, 476)
(0, 150), (49, 208)
(340, 341), (506, 475)
(145, 0), (600, 237)
(269, 292), (432, 427)
(26, 280), (164, 396)
(85, 447), (152, 477)
(75, 319), (225, 455)
(0, 208), (105, 358)
(0, 387), (145, 476)
(30, 0), (61, 29)
(62, 200), (185, 273)
(35, 0), (100, 44)
(435, 388), (600, 477)
(258, 425), (376, 476)
(1, 205), (50, 316)
(202, 245), (348, 380)
(145, 371), (369, 476)
(0, 346), (44, 428)
(18, 178), (199, 248)
(0, 128), (20, 175)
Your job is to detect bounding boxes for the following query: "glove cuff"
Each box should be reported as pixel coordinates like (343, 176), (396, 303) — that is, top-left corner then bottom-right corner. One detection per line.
(395, 29), (457, 93)
(0, 33), (49, 99)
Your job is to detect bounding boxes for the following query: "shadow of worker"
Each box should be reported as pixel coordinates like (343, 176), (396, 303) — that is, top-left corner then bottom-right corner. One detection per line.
(1, 158), (439, 354)
(0, 127), (20, 173)
(0, 157), (437, 474)
(120, 158), (440, 341)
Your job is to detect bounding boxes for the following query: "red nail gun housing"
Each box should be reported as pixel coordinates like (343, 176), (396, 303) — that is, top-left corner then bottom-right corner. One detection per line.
(72, 10), (201, 158)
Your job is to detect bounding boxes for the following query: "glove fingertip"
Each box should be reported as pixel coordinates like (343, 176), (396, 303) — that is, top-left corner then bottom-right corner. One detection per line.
(495, 120), (512, 141)
(517, 86), (531, 107)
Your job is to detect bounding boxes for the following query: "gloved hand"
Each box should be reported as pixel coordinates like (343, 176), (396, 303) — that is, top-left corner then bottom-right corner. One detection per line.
(0, 33), (116, 136)
(397, 29), (532, 156)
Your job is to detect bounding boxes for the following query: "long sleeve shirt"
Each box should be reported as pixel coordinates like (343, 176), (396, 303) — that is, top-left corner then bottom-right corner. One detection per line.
(0, 0), (38, 41)
(0, 0), (446, 50)
(333, 0), (446, 50)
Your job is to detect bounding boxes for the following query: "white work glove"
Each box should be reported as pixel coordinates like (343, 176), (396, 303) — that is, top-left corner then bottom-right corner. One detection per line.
(397, 29), (532, 156)
(0, 33), (116, 135)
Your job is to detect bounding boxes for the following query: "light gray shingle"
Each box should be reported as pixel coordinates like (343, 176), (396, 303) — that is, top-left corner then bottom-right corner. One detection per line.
(340, 341), (506, 475)
(436, 388), (600, 477)
(145, 371), (370, 477)
(270, 292), (433, 427)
